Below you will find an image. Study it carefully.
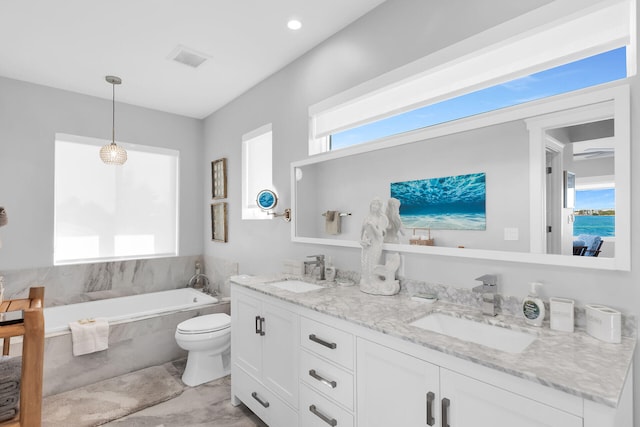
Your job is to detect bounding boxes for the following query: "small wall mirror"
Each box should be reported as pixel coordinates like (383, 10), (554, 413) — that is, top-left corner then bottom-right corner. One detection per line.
(257, 189), (278, 211)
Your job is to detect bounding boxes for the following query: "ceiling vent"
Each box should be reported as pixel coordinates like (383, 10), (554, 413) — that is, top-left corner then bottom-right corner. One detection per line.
(168, 45), (211, 68)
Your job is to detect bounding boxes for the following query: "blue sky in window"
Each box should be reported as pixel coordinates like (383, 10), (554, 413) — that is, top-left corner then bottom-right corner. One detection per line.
(575, 188), (615, 210)
(331, 47), (627, 149)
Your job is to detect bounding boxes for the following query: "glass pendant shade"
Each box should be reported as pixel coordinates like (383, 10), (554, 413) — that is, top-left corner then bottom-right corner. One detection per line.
(100, 142), (128, 165)
(100, 75), (127, 165)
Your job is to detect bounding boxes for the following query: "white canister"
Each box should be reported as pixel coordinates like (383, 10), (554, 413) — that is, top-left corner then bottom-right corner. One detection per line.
(549, 297), (574, 332)
(585, 304), (621, 344)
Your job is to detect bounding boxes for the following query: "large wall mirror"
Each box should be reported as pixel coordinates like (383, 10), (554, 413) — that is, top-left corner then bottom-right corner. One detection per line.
(292, 85), (630, 270)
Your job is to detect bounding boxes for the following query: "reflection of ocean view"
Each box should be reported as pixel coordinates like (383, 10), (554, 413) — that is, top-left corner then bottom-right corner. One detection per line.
(400, 213), (486, 230)
(573, 215), (614, 237)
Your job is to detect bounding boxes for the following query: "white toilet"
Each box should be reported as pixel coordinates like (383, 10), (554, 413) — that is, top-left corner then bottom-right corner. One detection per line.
(175, 313), (231, 386)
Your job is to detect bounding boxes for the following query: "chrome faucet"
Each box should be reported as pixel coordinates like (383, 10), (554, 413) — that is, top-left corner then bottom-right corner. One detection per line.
(304, 255), (325, 281)
(472, 274), (498, 316)
(187, 261), (217, 295)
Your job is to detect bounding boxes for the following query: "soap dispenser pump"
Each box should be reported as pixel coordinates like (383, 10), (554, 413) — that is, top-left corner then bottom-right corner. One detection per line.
(522, 282), (545, 326)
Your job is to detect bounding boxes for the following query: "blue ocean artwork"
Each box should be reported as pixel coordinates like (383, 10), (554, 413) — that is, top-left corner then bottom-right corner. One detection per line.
(390, 173), (486, 230)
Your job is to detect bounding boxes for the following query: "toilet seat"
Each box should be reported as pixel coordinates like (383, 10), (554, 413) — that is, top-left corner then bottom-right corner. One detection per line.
(177, 313), (230, 335)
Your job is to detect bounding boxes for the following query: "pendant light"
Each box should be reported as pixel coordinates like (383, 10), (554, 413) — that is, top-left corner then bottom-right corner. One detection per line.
(99, 75), (127, 165)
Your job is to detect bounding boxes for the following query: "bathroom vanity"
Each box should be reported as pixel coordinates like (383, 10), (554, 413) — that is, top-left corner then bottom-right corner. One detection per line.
(230, 277), (634, 427)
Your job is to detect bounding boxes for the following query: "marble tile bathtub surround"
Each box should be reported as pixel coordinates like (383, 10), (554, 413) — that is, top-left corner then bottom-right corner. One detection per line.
(0, 255), (203, 307)
(38, 301), (230, 396)
(203, 255), (239, 298)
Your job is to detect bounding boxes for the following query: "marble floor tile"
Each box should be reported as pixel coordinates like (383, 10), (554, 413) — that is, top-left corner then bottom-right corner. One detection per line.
(102, 376), (266, 427)
(53, 359), (266, 427)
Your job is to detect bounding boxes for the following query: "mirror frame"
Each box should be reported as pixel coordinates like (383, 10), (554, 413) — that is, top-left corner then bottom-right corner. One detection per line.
(291, 84), (630, 271)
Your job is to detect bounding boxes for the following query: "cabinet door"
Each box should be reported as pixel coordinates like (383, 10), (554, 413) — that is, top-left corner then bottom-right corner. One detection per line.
(357, 338), (440, 427)
(262, 301), (299, 408)
(232, 290), (263, 379)
(440, 369), (582, 427)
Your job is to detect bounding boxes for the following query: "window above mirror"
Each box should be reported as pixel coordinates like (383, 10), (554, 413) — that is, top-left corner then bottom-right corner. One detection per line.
(330, 48), (626, 150)
(309, 0), (634, 155)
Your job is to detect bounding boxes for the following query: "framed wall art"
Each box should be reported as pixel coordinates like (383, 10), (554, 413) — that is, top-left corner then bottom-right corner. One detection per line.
(211, 202), (228, 242)
(390, 172), (486, 230)
(211, 158), (227, 199)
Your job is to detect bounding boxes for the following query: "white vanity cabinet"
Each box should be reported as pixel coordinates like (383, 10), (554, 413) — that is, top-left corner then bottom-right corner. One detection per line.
(230, 283), (632, 427)
(439, 368), (582, 427)
(231, 286), (299, 425)
(357, 338), (440, 427)
(357, 338), (582, 427)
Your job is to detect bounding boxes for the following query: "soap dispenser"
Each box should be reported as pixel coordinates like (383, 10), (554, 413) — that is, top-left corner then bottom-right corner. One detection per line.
(522, 282), (545, 326)
(324, 257), (336, 282)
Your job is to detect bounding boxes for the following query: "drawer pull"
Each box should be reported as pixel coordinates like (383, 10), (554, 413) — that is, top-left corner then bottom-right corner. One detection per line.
(441, 397), (450, 427)
(426, 391), (435, 426)
(309, 334), (337, 349)
(309, 369), (337, 389)
(255, 316), (265, 336)
(251, 391), (270, 408)
(309, 404), (338, 426)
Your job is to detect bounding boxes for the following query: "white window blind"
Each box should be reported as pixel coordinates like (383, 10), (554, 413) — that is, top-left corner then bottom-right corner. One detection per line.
(54, 134), (179, 264)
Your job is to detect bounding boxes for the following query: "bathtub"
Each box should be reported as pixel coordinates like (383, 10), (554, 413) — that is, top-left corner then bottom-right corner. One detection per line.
(44, 288), (219, 335)
(39, 288), (229, 396)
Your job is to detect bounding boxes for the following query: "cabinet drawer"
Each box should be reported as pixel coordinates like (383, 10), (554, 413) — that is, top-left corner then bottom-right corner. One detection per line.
(300, 349), (354, 410)
(232, 365), (297, 426)
(301, 316), (354, 370)
(300, 383), (354, 427)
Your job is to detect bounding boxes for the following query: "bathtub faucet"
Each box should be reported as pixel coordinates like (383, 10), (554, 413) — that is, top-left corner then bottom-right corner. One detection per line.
(187, 273), (215, 295)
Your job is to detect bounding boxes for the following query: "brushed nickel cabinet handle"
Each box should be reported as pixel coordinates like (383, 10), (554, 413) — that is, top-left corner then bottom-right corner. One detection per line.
(259, 316), (265, 336)
(309, 404), (338, 426)
(441, 397), (450, 427)
(251, 391), (270, 408)
(426, 391), (435, 426)
(309, 334), (337, 349)
(309, 369), (337, 389)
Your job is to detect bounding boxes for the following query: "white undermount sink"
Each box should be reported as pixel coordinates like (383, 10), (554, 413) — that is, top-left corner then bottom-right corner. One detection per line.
(267, 280), (324, 293)
(410, 313), (537, 354)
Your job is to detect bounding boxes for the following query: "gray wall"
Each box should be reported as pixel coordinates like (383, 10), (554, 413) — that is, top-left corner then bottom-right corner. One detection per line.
(0, 77), (204, 270)
(202, 0), (640, 421)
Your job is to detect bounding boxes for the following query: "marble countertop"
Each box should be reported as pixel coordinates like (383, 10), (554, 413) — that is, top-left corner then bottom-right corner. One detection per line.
(230, 275), (636, 408)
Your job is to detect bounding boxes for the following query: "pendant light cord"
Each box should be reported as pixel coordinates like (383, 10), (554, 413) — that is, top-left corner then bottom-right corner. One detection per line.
(112, 82), (116, 144)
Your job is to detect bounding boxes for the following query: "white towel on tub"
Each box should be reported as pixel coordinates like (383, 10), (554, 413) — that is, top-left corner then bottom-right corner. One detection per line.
(68, 318), (109, 356)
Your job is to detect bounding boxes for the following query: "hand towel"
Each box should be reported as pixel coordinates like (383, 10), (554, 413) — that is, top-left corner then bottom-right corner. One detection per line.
(0, 208), (6, 227)
(0, 408), (16, 423)
(0, 356), (20, 422)
(325, 210), (341, 235)
(0, 393), (17, 411)
(0, 356), (20, 394)
(69, 318), (109, 356)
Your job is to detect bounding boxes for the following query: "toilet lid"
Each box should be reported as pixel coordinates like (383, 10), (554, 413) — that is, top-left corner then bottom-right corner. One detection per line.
(177, 313), (230, 334)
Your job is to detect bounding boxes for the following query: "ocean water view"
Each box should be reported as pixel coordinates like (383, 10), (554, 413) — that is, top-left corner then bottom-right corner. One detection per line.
(573, 215), (614, 237)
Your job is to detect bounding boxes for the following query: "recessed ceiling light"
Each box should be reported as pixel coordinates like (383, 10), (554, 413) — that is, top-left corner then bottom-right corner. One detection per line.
(287, 19), (302, 30)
